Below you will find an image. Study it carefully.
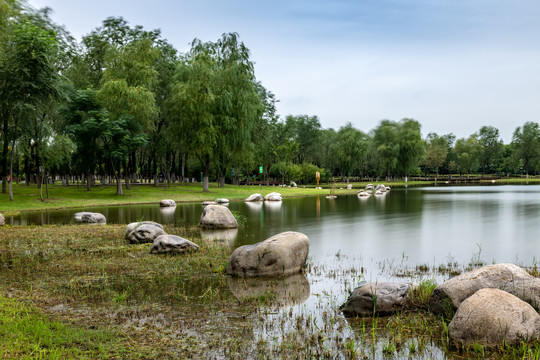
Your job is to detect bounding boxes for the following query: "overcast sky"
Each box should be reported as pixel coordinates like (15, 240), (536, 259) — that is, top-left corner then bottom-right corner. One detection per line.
(28, 0), (540, 143)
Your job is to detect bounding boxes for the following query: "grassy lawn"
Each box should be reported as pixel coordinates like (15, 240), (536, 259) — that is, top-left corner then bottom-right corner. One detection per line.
(2, 177), (539, 214)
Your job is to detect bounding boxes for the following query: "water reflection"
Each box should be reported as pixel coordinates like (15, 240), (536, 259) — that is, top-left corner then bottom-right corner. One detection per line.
(244, 201), (263, 212)
(200, 228), (238, 244)
(227, 273), (310, 307)
(159, 206), (176, 223)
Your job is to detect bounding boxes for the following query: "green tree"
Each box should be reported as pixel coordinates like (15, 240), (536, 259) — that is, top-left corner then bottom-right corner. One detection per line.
(167, 33), (262, 192)
(424, 133), (448, 180)
(511, 122), (540, 177)
(454, 135), (480, 179)
(477, 125), (503, 175)
(396, 118), (425, 179)
(334, 123), (368, 179)
(0, 13), (60, 200)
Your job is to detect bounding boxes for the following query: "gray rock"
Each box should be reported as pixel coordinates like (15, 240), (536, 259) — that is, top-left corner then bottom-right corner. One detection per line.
(127, 223), (167, 244)
(366, 184), (374, 190)
(226, 231), (309, 278)
(264, 192), (282, 201)
(150, 235), (199, 254)
(290, 181), (297, 188)
(125, 221), (164, 240)
(430, 263), (540, 318)
(357, 191), (371, 197)
(375, 190), (384, 196)
(215, 198), (229, 204)
(449, 288), (540, 346)
(347, 184), (353, 190)
(0, 213), (4, 226)
(73, 212), (92, 221)
(200, 204), (238, 229)
(159, 199), (176, 207)
(76, 212), (106, 224)
(341, 282), (410, 316)
(202, 201), (217, 207)
(245, 193), (263, 202)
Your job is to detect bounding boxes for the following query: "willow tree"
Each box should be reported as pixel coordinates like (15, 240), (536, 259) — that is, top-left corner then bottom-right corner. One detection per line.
(454, 136), (480, 179)
(424, 133), (449, 180)
(371, 120), (399, 179)
(396, 118), (424, 180)
(97, 37), (158, 194)
(334, 123), (368, 179)
(511, 122), (540, 177)
(0, 12), (60, 200)
(168, 33), (262, 192)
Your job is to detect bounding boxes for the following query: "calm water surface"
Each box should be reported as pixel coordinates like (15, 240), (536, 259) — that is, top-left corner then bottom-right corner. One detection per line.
(8, 184), (540, 268)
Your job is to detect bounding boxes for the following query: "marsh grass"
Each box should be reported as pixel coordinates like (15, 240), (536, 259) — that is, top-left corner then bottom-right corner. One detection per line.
(2, 224), (540, 358)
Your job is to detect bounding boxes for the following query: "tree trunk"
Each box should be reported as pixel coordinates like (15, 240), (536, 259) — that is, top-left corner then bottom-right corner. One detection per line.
(203, 157), (210, 192)
(124, 160), (131, 190)
(114, 160), (123, 195)
(1, 115), (8, 194)
(8, 139), (14, 201)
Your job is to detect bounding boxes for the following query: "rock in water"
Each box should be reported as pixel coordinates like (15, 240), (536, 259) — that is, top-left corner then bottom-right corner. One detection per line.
(159, 199), (176, 207)
(430, 263), (540, 318)
(124, 221), (164, 239)
(202, 201), (217, 207)
(76, 212), (106, 224)
(341, 282), (410, 316)
(127, 223), (167, 244)
(226, 231), (309, 277)
(200, 205), (238, 229)
(245, 193), (263, 202)
(264, 192), (282, 201)
(150, 235), (199, 254)
(449, 288), (540, 346)
(215, 198), (230, 204)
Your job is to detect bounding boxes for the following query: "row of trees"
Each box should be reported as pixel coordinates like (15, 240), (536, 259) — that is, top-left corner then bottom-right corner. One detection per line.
(1, 1), (539, 201)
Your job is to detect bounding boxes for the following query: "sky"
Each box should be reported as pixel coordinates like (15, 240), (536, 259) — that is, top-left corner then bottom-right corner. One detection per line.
(27, 0), (540, 143)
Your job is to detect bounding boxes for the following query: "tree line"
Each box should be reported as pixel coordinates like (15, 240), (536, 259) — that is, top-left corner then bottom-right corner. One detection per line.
(1, 1), (539, 200)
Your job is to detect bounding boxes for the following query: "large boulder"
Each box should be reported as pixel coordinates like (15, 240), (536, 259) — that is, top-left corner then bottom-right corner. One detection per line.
(200, 205), (238, 229)
(124, 221), (164, 239)
(264, 192), (282, 201)
(159, 199), (176, 207)
(245, 193), (263, 202)
(126, 223), (167, 244)
(449, 288), (540, 346)
(74, 212), (106, 224)
(150, 235), (199, 254)
(341, 282), (410, 316)
(226, 231), (309, 278)
(0, 213), (4, 226)
(430, 263), (540, 317)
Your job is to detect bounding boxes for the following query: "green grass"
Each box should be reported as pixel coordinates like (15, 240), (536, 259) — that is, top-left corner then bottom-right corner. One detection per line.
(0, 296), (156, 359)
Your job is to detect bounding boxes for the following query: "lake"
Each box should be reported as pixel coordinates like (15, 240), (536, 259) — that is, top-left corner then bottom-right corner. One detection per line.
(7, 184), (540, 271)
